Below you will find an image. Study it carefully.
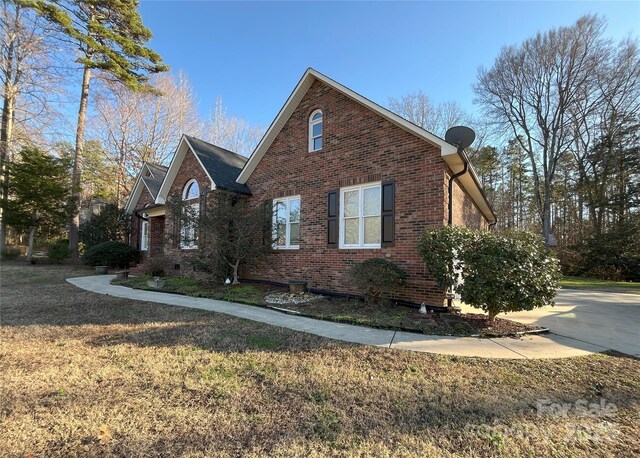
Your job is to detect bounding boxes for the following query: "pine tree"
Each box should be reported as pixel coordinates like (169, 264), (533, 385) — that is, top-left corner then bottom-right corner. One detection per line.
(2, 147), (69, 261)
(18, 0), (168, 260)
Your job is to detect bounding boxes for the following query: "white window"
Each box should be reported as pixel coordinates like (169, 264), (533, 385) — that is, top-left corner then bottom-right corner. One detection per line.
(273, 196), (300, 249)
(180, 179), (200, 249)
(180, 204), (199, 249)
(339, 183), (381, 249)
(140, 221), (149, 251)
(308, 109), (323, 152)
(183, 179), (200, 200)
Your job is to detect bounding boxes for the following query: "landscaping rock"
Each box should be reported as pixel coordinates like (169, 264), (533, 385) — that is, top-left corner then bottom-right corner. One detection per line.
(265, 291), (324, 305)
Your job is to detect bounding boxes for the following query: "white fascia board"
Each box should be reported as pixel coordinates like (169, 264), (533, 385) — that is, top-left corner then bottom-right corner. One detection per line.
(124, 163), (152, 214)
(443, 153), (496, 224)
(237, 68), (458, 184)
(155, 136), (217, 205)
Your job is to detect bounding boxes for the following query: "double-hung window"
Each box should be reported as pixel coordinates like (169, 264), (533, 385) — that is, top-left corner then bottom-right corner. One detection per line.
(273, 196), (300, 249)
(140, 221), (149, 251)
(340, 183), (381, 248)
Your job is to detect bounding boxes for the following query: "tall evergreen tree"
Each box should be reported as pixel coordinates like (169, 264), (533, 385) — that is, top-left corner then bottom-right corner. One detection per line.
(2, 147), (69, 261)
(18, 0), (168, 260)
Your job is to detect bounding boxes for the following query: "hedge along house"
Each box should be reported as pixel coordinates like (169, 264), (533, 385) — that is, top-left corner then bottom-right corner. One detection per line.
(125, 68), (495, 306)
(125, 135), (250, 274)
(235, 68), (496, 306)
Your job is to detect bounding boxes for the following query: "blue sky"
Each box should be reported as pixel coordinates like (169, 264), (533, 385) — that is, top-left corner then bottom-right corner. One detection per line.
(138, 1), (640, 128)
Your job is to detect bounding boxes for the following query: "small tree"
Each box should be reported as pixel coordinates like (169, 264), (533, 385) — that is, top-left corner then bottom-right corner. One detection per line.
(2, 147), (69, 262)
(168, 190), (273, 284)
(419, 227), (561, 321)
(81, 203), (129, 248)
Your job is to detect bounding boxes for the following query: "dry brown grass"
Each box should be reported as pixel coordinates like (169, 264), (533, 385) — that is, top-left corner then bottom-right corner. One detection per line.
(1, 263), (639, 457)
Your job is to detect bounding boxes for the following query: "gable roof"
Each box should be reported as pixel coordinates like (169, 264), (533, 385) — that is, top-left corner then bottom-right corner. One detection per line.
(236, 68), (496, 223)
(124, 162), (168, 214)
(155, 135), (250, 204)
(185, 135), (250, 195)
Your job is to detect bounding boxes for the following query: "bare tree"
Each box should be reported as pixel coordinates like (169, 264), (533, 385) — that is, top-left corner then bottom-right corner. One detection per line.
(388, 91), (469, 138)
(569, 37), (640, 234)
(474, 15), (607, 245)
(0, 1), (66, 252)
(91, 72), (203, 204)
(205, 97), (263, 157)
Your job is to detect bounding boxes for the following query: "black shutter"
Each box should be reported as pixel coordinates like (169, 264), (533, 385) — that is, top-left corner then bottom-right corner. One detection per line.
(381, 181), (395, 247)
(263, 200), (273, 246)
(327, 190), (338, 247)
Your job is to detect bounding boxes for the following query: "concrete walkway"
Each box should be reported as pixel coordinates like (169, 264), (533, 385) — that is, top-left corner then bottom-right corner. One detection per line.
(461, 289), (640, 357)
(67, 275), (608, 360)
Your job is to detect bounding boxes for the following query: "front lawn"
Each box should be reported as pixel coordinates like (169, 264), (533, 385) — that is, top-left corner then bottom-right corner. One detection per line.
(1, 263), (639, 456)
(561, 275), (640, 294)
(115, 275), (542, 337)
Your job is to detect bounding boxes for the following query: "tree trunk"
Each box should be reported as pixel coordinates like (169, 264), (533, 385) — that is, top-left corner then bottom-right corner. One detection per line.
(231, 260), (240, 285)
(26, 225), (35, 263)
(542, 185), (552, 246)
(0, 34), (16, 254)
(68, 64), (92, 261)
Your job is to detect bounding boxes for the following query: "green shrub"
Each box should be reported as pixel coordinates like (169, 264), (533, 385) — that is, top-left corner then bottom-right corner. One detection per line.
(419, 227), (561, 320)
(47, 239), (70, 263)
(573, 217), (640, 282)
(1, 247), (21, 260)
(83, 241), (138, 268)
(81, 203), (130, 247)
(418, 226), (477, 291)
(347, 258), (407, 305)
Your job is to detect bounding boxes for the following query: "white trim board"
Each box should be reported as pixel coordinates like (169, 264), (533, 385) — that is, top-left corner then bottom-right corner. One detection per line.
(155, 135), (217, 205)
(235, 68), (495, 223)
(124, 163), (156, 215)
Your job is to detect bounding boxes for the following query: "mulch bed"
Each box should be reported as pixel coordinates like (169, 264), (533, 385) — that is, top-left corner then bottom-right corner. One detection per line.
(271, 294), (544, 337)
(114, 276), (545, 338)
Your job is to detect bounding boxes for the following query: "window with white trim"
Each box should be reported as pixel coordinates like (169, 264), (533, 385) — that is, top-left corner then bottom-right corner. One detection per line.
(339, 183), (381, 248)
(308, 109), (323, 152)
(273, 196), (300, 249)
(183, 179), (199, 200)
(140, 221), (149, 251)
(180, 179), (199, 249)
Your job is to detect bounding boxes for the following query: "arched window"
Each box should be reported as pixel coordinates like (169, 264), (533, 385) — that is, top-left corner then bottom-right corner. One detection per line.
(182, 179), (200, 200)
(180, 179), (199, 249)
(308, 109), (323, 152)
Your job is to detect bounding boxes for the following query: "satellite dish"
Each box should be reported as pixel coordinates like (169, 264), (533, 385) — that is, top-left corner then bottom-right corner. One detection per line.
(445, 126), (476, 150)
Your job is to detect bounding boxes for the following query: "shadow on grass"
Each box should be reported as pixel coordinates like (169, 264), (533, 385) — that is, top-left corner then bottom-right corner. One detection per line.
(87, 319), (343, 353)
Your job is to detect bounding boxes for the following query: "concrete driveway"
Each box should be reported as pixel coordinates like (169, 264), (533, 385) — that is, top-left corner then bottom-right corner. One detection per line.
(461, 289), (640, 357)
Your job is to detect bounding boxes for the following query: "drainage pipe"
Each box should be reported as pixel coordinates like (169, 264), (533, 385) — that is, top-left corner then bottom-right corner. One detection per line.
(446, 158), (468, 308)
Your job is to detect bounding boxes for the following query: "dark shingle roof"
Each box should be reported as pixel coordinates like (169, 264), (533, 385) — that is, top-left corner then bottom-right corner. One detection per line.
(184, 135), (251, 195)
(141, 163), (168, 199)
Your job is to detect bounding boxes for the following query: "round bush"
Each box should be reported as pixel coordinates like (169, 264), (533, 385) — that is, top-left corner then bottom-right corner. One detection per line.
(347, 258), (407, 305)
(419, 227), (561, 320)
(83, 241), (139, 268)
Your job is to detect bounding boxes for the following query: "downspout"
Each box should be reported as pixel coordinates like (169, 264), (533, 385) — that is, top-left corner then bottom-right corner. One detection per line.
(447, 156), (468, 309)
(448, 160), (468, 226)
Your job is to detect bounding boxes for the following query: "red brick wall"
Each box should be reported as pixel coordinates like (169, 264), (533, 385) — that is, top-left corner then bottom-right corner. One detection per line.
(449, 174), (489, 230)
(162, 148), (213, 275)
(244, 79), (464, 305)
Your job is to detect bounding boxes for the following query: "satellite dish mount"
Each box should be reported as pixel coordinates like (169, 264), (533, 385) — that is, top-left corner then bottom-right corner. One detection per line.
(445, 126), (476, 152)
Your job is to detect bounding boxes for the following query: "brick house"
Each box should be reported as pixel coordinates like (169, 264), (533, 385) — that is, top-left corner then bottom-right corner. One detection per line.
(125, 68), (496, 306)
